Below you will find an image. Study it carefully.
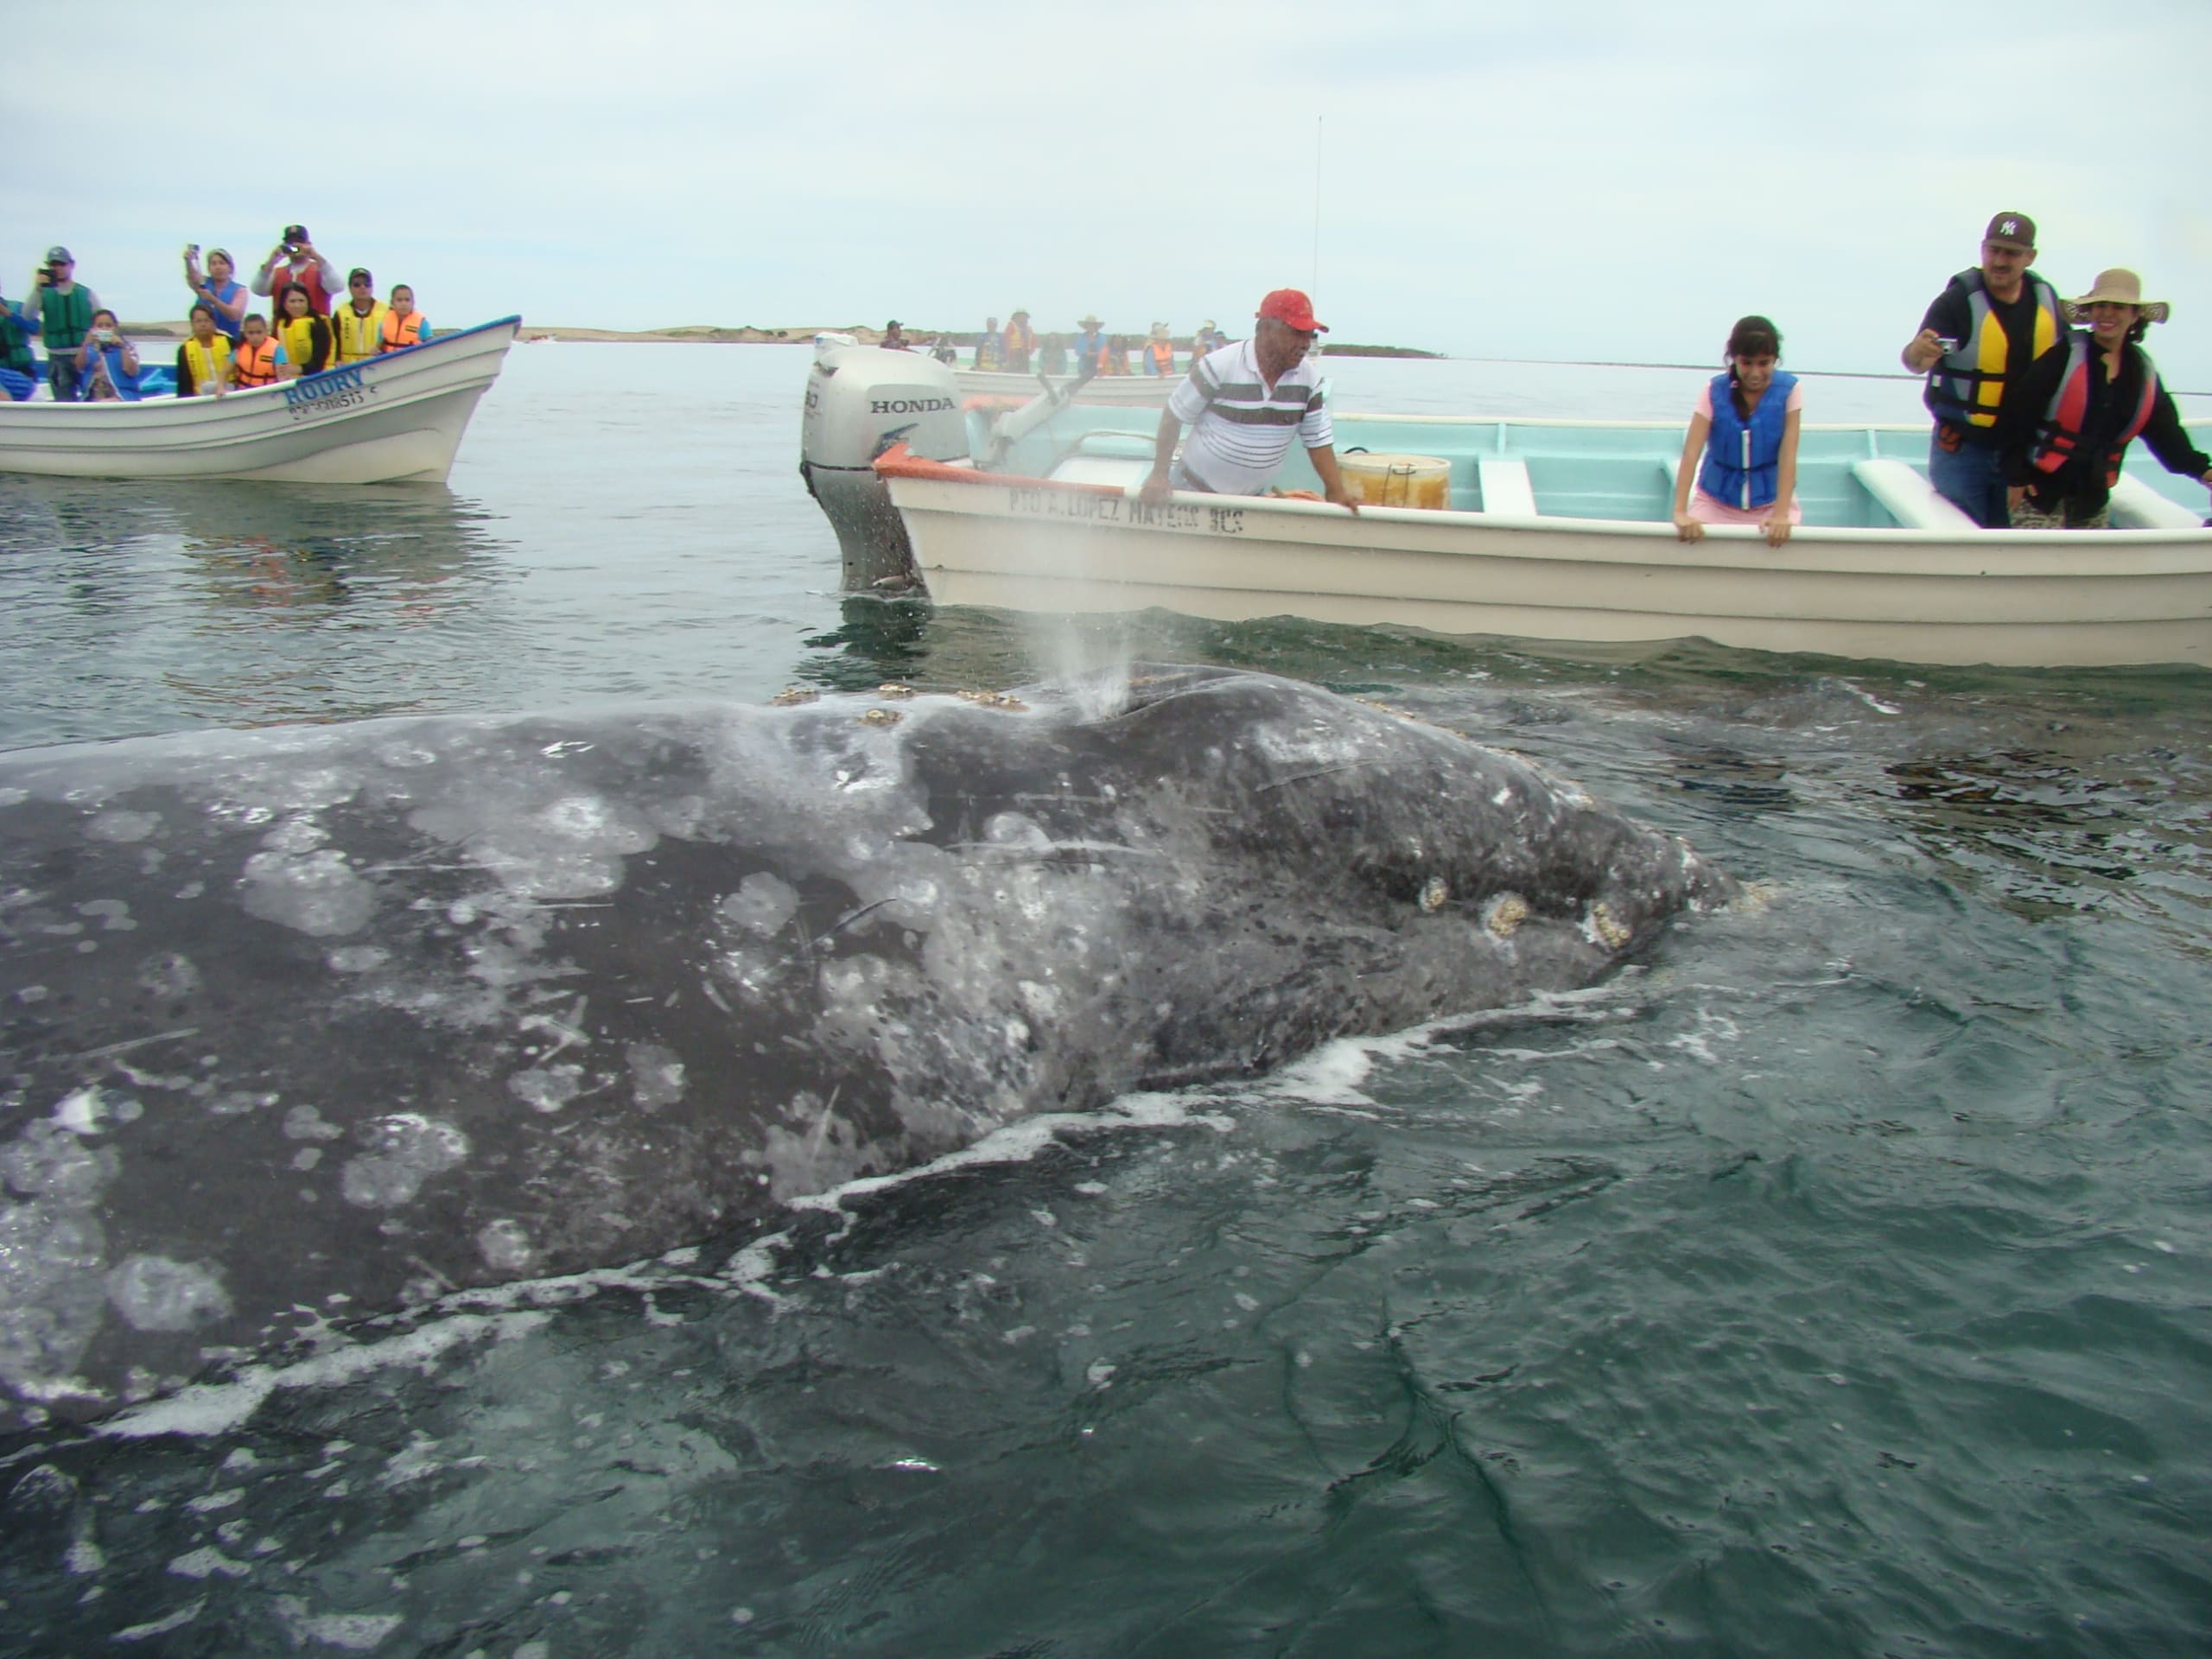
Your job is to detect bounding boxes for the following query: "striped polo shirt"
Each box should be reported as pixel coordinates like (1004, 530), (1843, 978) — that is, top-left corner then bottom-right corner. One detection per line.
(1166, 338), (1334, 495)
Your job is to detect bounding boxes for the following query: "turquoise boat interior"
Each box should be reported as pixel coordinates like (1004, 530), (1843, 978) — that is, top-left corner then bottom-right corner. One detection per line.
(964, 400), (2212, 531)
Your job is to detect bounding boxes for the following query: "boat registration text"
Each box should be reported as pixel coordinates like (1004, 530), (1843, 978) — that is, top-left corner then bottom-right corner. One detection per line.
(1005, 488), (1243, 535)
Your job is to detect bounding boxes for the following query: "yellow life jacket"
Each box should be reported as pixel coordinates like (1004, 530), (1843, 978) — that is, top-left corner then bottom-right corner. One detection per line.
(332, 302), (388, 365)
(1927, 270), (2063, 430)
(233, 336), (278, 387)
(279, 315), (325, 375)
(379, 310), (426, 352)
(181, 334), (232, 396)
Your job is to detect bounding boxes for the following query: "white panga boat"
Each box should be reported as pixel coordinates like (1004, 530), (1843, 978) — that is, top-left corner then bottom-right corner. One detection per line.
(0, 317), (521, 484)
(802, 335), (2212, 668)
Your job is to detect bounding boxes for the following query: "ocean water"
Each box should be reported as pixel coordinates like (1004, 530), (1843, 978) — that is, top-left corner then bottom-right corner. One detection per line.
(2, 346), (2209, 1656)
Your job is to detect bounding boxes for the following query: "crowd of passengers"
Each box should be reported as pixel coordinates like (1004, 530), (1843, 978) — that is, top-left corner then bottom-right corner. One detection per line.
(0, 226), (433, 404)
(882, 312), (1230, 378)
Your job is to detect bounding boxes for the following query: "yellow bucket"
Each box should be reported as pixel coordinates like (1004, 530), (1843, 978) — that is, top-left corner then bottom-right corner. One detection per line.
(1338, 452), (1452, 510)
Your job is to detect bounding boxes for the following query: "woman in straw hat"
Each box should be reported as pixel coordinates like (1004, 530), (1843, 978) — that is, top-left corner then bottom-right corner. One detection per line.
(2004, 269), (2212, 529)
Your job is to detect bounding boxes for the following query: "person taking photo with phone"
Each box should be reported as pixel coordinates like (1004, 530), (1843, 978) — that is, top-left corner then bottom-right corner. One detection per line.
(182, 245), (250, 343)
(73, 308), (143, 401)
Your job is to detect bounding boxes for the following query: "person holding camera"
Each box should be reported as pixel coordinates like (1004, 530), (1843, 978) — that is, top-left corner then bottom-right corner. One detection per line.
(251, 225), (337, 321)
(182, 245), (250, 343)
(73, 309), (143, 402)
(1899, 211), (2066, 526)
(31, 246), (99, 401)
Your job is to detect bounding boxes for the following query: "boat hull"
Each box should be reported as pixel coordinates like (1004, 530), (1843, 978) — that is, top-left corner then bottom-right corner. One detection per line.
(0, 318), (520, 484)
(880, 424), (2212, 669)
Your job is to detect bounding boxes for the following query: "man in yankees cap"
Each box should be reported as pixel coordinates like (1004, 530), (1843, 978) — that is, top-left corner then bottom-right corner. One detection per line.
(1900, 211), (2067, 526)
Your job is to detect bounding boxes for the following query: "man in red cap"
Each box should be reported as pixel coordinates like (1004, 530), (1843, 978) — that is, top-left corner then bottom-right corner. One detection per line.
(1899, 211), (2066, 525)
(1141, 288), (1357, 509)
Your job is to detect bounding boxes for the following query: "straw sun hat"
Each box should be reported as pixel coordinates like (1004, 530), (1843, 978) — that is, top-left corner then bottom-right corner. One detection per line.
(2063, 268), (2171, 324)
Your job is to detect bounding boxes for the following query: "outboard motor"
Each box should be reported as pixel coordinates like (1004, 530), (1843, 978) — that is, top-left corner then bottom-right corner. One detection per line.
(798, 334), (968, 591)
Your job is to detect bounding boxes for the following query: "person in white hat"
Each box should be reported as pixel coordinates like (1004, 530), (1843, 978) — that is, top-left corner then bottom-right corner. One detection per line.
(2003, 269), (2212, 530)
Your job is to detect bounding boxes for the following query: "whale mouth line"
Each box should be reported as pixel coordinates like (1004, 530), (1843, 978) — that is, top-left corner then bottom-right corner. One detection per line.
(1255, 761), (1381, 793)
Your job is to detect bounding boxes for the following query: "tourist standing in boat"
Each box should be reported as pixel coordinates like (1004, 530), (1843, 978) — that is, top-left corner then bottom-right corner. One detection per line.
(181, 246), (249, 342)
(1002, 309), (1035, 372)
(175, 304), (232, 397)
(73, 310), (143, 401)
(378, 286), (429, 351)
(1071, 315), (1106, 374)
(1143, 322), (1175, 376)
(252, 226), (337, 321)
(272, 283), (333, 379)
(1901, 212), (2065, 526)
(975, 318), (1002, 371)
(2003, 270), (2212, 530)
(331, 269), (389, 365)
(1191, 319), (1224, 358)
(31, 248), (99, 402)
(880, 320), (910, 351)
(1671, 315), (1802, 547)
(1139, 288), (1357, 510)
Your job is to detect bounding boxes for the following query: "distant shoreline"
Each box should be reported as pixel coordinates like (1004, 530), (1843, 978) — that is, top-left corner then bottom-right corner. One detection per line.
(113, 319), (1445, 358)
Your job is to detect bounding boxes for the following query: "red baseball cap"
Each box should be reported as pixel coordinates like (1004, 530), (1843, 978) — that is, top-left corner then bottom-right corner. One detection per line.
(1257, 288), (1328, 333)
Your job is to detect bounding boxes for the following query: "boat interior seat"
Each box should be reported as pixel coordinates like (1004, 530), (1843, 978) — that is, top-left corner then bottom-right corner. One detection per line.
(1477, 459), (1538, 516)
(1851, 459), (1978, 531)
(2106, 474), (2203, 531)
(1047, 454), (1154, 491)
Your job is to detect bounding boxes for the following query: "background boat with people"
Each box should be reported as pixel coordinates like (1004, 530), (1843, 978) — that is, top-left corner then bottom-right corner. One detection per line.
(0, 317), (521, 484)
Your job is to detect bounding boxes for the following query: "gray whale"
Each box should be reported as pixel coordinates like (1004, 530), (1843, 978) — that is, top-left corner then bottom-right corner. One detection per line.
(0, 667), (1728, 1429)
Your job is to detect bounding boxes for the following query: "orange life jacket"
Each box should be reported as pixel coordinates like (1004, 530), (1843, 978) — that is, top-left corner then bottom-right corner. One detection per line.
(233, 337), (278, 387)
(379, 310), (426, 352)
(1145, 339), (1173, 373)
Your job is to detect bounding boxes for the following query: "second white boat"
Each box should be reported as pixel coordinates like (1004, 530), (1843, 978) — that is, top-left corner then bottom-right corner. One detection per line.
(0, 317), (522, 485)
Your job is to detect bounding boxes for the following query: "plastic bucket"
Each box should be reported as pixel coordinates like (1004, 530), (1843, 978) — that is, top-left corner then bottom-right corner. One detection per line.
(1338, 452), (1452, 510)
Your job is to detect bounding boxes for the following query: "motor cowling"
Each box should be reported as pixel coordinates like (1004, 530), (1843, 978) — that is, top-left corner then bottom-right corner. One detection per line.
(799, 334), (968, 591)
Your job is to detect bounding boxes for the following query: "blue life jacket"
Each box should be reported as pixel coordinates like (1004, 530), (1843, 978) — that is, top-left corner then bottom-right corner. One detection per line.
(1697, 370), (1797, 509)
(201, 279), (246, 343)
(76, 344), (145, 402)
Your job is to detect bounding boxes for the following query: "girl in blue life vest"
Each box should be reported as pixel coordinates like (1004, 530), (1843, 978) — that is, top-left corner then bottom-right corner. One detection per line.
(1670, 315), (1803, 547)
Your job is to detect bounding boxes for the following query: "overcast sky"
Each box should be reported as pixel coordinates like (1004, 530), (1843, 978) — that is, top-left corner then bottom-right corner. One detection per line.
(10, 0), (2209, 385)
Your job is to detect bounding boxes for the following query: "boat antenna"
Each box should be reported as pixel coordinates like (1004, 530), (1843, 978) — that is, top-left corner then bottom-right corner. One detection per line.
(1311, 116), (1323, 296)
